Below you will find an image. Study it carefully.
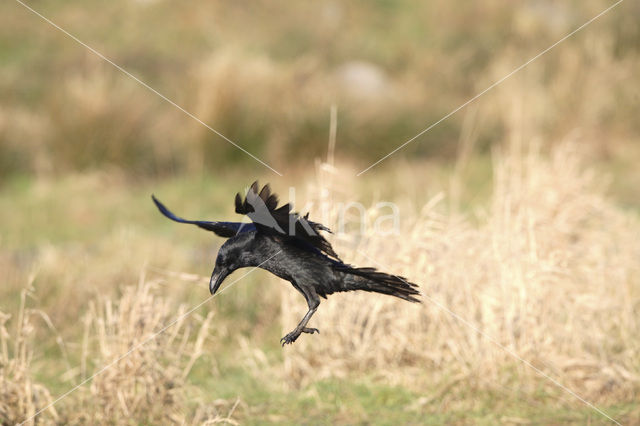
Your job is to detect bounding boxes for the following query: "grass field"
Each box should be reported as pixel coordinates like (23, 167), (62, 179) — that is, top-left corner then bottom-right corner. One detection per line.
(2, 144), (640, 424)
(2, 0), (640, 424)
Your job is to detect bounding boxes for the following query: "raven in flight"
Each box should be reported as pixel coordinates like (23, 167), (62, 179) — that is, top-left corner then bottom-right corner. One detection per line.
(152, 182), (420, 345)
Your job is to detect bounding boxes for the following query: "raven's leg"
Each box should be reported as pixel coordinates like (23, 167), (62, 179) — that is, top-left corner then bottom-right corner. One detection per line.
(280, 291), (320, 346)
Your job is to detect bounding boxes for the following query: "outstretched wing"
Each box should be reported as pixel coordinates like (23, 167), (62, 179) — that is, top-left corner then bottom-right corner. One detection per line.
(234, 181), (340, 260)
(152, 195), (252, 238)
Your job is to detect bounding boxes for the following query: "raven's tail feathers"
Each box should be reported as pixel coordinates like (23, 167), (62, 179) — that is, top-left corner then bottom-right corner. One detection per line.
(340, 266), (421, 303)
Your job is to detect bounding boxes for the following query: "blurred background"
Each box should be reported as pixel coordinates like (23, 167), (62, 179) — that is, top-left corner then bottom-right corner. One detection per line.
(1, 0), (639, 424)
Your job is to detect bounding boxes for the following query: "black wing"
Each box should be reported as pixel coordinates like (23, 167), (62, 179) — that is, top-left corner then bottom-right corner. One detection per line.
(234, 181), (340, 260)
(152, 195), (252, 238)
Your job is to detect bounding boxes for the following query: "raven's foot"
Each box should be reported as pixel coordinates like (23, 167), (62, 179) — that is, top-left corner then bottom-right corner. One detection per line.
(280, 330), (301, 346)
(280, 328), (320, 346)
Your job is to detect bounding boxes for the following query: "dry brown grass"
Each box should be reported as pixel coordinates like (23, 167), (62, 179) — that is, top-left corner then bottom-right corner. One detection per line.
(281, 140), (640, 408)
(71, 276), (213, 424)
(0, 288), (58, 425)
(1, 274), (240, 425)
(2, 139), (638, 422)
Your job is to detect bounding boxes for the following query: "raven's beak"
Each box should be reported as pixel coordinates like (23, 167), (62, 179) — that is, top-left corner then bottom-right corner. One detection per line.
(209, 267), (228, 295)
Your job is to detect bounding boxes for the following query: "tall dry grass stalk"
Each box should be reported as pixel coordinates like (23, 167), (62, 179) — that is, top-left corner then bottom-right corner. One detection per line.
(281, 140), (640, 405)
(72, 274), (215, 424)
(0, 289), (58, 425)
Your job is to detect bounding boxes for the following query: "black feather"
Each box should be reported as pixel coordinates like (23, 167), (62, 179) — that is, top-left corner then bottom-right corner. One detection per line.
(152, 195), (250, 238)
(235, 181), (341, 260)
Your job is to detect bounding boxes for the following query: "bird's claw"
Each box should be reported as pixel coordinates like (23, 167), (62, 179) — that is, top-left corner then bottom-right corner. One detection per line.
(280, 331), (300, 346)
(280, 327), (320, 346)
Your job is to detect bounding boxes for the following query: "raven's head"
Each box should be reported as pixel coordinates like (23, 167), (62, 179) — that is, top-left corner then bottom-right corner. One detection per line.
(209, 235), (252, 294)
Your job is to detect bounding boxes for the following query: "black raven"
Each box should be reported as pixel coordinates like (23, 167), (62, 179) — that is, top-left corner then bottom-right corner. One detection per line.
(152, 182), (420, 345)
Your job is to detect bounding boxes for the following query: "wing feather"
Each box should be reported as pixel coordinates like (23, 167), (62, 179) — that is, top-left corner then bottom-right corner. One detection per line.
(152, 195), (250, 238)
(235, 181), (340, 260)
